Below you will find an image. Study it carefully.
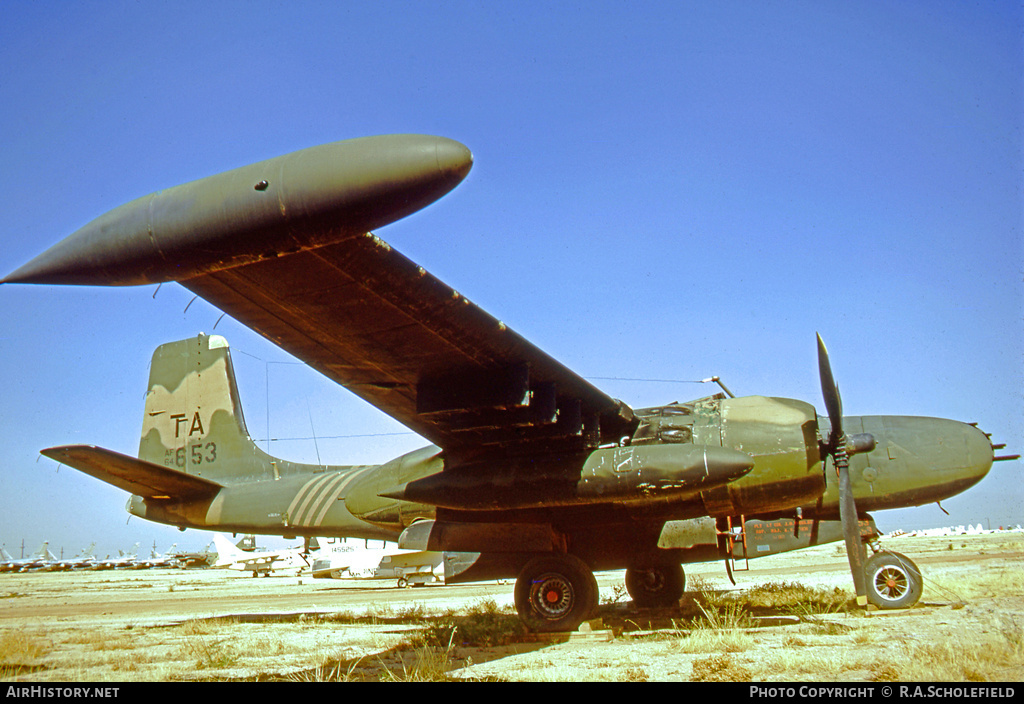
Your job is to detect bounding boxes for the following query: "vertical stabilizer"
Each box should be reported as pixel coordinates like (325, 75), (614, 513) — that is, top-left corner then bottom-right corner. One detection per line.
(139, 334), (272, 482)
(211, 534), (248, 567)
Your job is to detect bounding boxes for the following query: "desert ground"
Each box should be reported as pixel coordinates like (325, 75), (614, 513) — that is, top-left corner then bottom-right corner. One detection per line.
(1, 531), (1022, 682)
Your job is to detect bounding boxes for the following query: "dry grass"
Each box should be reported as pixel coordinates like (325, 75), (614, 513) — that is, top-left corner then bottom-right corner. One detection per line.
(0, 629), (52, 679)
(669, 625), (757, 655)
(883, 617), (1024, 681)
(739, 615), (1024, 682)
(691, 654), (753, 681)
(220, 599), (520, 681)
(2, 532), (1021, 682)
(924, 563), (1024, 603)
(412, 598), (525, 649)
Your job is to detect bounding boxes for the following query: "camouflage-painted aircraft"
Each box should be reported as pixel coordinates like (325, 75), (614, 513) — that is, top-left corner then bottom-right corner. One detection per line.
(4, 135), (1015, 631)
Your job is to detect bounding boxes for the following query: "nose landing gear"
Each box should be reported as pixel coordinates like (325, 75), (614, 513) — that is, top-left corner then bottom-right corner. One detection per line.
(864, 550), (923, 609)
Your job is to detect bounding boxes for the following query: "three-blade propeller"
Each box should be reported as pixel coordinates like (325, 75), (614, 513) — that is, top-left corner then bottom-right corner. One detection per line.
(816, 333), (876, 608)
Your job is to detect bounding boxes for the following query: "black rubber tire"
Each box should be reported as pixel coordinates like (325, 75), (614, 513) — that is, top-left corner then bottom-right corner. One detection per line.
(864, 551), (923, 609)
(625, 561), (685, 608)
(514, 554), (599, 633)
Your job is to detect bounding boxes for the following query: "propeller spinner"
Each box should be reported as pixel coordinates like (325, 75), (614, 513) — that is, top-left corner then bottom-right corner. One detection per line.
(816, 334), (877, 608)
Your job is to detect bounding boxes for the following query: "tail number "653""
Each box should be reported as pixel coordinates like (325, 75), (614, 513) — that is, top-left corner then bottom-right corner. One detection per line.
(167, 442), (218, 468)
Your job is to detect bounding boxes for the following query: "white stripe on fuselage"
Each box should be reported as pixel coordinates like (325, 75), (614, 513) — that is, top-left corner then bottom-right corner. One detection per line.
(286, 473), (337, 525)
(288, 467), (375, 528)
(309, 467), (374, 527)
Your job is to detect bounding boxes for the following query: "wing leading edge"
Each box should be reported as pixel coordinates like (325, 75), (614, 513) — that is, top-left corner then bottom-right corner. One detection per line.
(41, 445), (223, 500)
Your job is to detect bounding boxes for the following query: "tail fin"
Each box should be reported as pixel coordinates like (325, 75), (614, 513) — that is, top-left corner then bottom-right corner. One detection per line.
(211, 533), (247, 567)
(139, 334), (273, 482)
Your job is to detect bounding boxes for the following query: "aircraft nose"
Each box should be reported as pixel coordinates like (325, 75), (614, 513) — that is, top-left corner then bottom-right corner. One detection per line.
(965, 422), (997, 480)
(935, 420), (994, 489)
(860, 416), (994, 506)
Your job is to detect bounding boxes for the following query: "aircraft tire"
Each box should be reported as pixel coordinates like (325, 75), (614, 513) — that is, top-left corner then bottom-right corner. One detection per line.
(514, 554), (598, 633)
(625, 561), (685, 608)
(864, 551), (922, 609)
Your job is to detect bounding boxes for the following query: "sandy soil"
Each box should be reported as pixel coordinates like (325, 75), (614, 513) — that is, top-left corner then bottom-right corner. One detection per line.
(1, 532), (1022, 682)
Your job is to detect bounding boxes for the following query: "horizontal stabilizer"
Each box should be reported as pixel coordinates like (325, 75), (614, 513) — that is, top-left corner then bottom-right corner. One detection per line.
(41, 445), (222, 500)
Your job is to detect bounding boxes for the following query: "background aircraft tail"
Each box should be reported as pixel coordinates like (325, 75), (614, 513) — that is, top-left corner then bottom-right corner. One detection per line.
(138, 334), (278, 482)
(211, 533), (248, 567)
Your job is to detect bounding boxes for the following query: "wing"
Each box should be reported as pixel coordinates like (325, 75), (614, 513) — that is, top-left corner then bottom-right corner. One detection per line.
(181, 232), (638, 459)
(42, 445), (222, 500)
(6, 135), (635, 462)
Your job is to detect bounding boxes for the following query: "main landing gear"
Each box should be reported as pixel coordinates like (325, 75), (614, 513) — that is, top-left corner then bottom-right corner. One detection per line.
(513, 553), (690, 632)
(514, 554), (598, 633)
(624, 558), (686, 608)
(512, 547), (922, 632)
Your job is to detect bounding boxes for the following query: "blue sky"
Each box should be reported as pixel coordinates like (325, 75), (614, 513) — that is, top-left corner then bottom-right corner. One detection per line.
(1, 1), (1020, 560)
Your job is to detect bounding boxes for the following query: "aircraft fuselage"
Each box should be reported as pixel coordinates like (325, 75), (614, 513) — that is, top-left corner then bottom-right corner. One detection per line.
(127, 395), (994, 571)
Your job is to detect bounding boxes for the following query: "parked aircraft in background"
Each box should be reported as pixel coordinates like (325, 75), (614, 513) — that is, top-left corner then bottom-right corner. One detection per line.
(88, 544), (140, 570)
(130, 543), (179, 569)
(211, 534), (308, 577)
(40, 543), (96, 571)
(370, 550), (445, 588)
(172, 543), (217, 569)
(0, 546), (16, 572)
(7, 135), (1013, 631)
(0, 541), (223, 572)
(310, 542), (444, 587)
(4, 543), (57, 572)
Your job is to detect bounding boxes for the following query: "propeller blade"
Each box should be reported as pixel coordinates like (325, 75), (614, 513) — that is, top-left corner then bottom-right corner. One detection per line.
(817, 334), (868, 608)
(836, 451), (868, 606)
(816, 333), (843, 446)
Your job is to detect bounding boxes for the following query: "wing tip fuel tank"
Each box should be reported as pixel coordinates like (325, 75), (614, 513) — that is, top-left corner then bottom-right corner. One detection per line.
(3, 134), (473, 287)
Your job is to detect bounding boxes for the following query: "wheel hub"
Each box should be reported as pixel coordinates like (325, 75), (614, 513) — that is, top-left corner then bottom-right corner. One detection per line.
(873, 566), (909, 600)
(640, 569), (666, 592)
(531, 574), (573, 619)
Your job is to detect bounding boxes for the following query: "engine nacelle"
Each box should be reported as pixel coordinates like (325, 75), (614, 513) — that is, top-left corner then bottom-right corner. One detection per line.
(633, 395), (825, 517)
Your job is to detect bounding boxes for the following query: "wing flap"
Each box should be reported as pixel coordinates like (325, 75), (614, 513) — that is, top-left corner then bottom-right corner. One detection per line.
(42, 445), (223, 500)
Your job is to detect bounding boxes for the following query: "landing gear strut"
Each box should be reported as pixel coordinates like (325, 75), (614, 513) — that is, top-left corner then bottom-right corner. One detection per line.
(514, 554), (598, 633)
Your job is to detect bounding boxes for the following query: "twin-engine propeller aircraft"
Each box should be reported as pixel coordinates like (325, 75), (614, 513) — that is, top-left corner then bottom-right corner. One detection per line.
(4, 135), (1011, 632)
